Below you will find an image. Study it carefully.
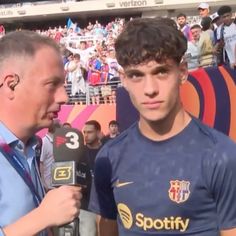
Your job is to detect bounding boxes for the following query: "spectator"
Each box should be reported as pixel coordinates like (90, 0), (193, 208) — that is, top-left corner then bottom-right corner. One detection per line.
(211, 12), (223, 62)
(61, 47), (73, 65)
(64, 51), (74, 83)
(79, 120), (102, 236)
(106, 48), (122, 104)
(69, 54), (86, 103)
(67, 40), (96, 66)
(211, 12), (222, 29)
(87, 52), (102, 105)
(198, 2), (210, 18)
(100, 54), (112, 104)
(198, 16), (215, 67)
(186, 24), (201, 70)
(177, 13), (192, 41)
(101, 120), (120, 144)
(216, 5), (236, 69)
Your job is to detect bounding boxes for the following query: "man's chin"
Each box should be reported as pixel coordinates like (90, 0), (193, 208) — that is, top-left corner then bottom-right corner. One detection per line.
(141, 113), (166, 123)
(37, 119), (53, 130)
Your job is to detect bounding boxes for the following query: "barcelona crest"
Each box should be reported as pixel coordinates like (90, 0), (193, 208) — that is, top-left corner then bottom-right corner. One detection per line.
(168, 180), (190, 203)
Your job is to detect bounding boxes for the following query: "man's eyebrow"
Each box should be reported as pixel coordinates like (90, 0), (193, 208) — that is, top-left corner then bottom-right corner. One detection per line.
(125, 65), (171, 75)
(125, 69), (144, 74)
(150, 65), (171, 73)
(44, 76), (64, 83)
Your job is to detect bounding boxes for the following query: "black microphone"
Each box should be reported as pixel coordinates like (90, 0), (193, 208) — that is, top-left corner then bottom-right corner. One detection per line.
(51, 127), (89, 236)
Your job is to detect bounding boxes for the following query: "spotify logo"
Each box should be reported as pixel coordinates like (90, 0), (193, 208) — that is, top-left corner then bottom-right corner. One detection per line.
(117, 203), (190, 232)
(117, 203), (133, 229)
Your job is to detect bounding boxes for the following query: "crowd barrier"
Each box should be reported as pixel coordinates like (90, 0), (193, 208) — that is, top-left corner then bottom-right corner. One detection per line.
(65, 80), (121, 105)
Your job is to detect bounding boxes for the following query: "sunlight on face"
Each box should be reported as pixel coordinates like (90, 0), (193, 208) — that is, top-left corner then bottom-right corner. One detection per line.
(14, 46), (68, 131)
(122, 60), (187, 124)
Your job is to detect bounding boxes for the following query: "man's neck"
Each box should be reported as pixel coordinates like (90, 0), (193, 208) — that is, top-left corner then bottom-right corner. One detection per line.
(192, 38), (199, 44)
(0, 118), (33, 145)
(138, 106), (191, 142)
(224, 20), (234, 27)
(110, 133), (118, 138)
(87, 141), (101, 149)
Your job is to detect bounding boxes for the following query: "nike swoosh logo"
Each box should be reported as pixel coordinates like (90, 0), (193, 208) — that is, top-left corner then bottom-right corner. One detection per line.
(115, 181), (134, 188)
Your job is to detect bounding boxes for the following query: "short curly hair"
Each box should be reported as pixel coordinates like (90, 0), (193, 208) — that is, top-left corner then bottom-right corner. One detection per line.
(115, 17), (187, 67)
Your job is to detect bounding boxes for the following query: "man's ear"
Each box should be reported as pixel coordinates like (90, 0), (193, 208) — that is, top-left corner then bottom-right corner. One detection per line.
(180, 74), (188, 84)
(179, 60), (188, 84)
(6, 75), (19, 91)
(120, 71), (128, 90)
(1, 74), (19, 99)
(8, 80), (19, 91)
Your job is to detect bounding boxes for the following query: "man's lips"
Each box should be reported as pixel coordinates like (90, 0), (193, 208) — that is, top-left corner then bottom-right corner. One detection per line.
(142, 101), (163, 109)
(48, 110), (60, 118)
(52, 112), (59, 118)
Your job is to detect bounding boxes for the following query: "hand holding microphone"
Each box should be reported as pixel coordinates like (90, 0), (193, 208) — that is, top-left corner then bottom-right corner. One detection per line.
(38, 185), (82, 227)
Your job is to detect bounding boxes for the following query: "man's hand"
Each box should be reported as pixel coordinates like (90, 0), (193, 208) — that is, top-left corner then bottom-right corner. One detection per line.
(2, 186), (82, 236)
(38, 185), (82, 227)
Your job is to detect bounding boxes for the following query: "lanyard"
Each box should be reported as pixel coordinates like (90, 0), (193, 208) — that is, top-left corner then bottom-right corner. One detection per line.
(0, 139), (42, 207)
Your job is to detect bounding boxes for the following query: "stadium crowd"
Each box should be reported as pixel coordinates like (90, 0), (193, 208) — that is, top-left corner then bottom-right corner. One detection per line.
(0, 2), (235, 106)
(0, 2), (236, 236)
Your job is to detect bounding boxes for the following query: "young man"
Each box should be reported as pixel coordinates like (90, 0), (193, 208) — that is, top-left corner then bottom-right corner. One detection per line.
(198, 16), (215, 67)
(177, 13), (192, 41)
(101, 120), (120, 144)
(79, 120), (103, 236)
(0, 31), (82, 236)
(186, 24), (201, 70)
(216, 5), (236, 69)
(89, 18), (236, 236)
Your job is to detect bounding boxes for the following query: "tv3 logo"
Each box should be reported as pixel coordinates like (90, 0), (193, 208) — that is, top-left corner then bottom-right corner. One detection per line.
(56, 131), (80, 149)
